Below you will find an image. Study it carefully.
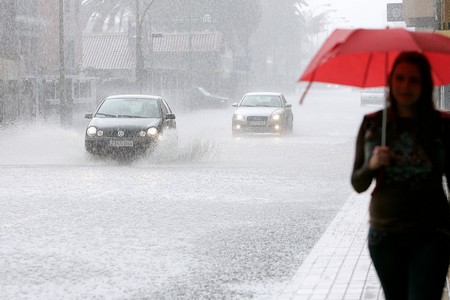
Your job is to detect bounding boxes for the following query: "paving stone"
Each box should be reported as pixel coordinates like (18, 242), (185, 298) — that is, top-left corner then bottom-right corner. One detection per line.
(274, 192), (450, 300)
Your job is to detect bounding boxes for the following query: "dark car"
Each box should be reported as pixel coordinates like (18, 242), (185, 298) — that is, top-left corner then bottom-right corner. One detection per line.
(187, 86), (229, 110)
(231, 92), (294, 136)
(85, 95), (177, 158)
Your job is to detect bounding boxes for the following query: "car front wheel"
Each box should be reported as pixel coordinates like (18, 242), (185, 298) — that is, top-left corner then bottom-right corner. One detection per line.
(282, 118), (293, 135)
(232, 129), (241, 137)
(85, 141), (99, 155)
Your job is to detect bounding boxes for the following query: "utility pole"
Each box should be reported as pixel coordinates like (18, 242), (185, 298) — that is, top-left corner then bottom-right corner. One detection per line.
(135, 0), (143, 92)
(135, 0), (157, 93)
(188, 0), (193, 91)
(59, 0), (66, 125)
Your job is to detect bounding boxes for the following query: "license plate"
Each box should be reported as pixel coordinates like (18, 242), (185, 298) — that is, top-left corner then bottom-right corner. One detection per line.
(248, 121), (266, 126)
(110, 140), (133, 147)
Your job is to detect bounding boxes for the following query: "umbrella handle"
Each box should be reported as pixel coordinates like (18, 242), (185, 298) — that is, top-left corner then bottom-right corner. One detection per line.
(382, 53), (389, 146)
(382, 99), (387, 146)
(299, 81), (313, 105)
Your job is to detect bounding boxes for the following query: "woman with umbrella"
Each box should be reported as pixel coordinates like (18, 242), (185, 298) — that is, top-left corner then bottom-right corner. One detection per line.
(351, 51), (450, 299)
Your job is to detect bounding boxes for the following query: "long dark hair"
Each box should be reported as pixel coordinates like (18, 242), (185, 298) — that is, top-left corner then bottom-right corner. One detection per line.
(387, 51), (441, 159)
(387, 51), (435, 117)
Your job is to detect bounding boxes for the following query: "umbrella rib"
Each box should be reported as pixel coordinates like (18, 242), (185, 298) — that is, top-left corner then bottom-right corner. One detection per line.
(299, 50), (339, 104)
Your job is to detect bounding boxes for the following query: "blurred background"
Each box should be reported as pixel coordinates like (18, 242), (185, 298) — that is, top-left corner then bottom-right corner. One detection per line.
(1, 0), (448, 126)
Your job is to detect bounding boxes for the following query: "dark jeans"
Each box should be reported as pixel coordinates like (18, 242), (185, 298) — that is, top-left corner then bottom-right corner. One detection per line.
(368, 228), (450, 300)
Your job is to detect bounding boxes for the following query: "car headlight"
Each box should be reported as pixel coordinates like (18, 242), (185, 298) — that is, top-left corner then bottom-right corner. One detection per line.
(271, 114), (281, 121)
(147, 127), (158, 136)
(234, 114), (245, 121)
(86, 126), (97, 137)
(139, 131), (146, 137)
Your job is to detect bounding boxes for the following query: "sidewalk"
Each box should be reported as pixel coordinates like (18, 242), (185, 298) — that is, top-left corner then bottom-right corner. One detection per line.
(276, 192), (450, 300)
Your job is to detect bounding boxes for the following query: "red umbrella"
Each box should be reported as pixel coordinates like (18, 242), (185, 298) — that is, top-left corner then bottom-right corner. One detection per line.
(300, 28), (450, 90)
(298, 27), (450, 144)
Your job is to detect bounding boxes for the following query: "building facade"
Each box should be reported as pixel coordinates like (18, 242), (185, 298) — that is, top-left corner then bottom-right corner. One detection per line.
(0, 0), (96, 124)
(402, 0), (450, 109)
(79, 2), (248, 112)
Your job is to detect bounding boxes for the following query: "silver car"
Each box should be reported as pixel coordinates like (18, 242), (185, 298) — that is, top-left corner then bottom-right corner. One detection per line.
(231, 92), (293, 136)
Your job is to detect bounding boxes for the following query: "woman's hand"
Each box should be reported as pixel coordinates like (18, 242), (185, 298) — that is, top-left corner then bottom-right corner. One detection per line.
(368, 146), (390, 170)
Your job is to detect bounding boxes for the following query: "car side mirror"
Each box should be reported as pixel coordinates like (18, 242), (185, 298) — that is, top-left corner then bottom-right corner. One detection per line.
(85, 113), (93, 119)
(232, 103), (238, 107)
(165, 113), (176, 120)
(285, 103), (292, 108)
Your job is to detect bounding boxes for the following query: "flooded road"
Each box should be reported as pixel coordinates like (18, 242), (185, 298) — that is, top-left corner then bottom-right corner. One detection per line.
(0, 89), (381, 299)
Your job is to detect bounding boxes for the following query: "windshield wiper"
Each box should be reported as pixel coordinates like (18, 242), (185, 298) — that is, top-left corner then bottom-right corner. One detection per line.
(96, 112), (117, 118)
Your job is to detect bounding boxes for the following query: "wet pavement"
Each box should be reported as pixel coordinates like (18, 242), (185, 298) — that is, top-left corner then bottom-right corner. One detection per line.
(275, 192), (450, 300)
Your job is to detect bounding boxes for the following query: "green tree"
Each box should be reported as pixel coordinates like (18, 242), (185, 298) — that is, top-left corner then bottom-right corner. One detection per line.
(294, 2), (332, 54)
(147, 0), (262, 54)
(81, 0), (158, 91)
(81, 0), (262, 53)
(80, 0), (263, 93)
(249, 0), (309, 91)
(211, 0), (262, 53)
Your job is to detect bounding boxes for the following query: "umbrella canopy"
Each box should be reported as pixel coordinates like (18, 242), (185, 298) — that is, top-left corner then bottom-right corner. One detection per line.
(299, 28), (450, 90)
(298, 27), (450, 145)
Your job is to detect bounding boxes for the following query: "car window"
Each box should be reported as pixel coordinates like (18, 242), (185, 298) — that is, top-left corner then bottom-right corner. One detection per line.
(160, 99), (169, 115)
(255, 96), (281, 107)
(96, 98), (160, 118)
(240, 96), (258, 106)
(140, 100), (160, 118)
(95, 99), (129, 117)
(162, 100), (172, 113)
(240, 95), (281, 107)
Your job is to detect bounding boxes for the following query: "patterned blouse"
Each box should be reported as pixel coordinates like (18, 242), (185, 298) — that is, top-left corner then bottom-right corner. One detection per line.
(351, 109), (450, 233)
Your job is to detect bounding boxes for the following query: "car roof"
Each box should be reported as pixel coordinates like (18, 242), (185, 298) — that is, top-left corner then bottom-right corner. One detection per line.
(243, 92), (283, 97)
(104, 94), (161, 100)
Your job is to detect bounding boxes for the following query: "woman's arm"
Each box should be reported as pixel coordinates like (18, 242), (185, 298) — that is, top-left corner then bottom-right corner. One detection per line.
(351, 118), (377, 193)
(442, 114), (450, 197)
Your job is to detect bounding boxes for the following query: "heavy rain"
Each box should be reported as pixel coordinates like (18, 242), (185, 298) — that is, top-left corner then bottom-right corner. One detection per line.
(2, 0), (448, 299)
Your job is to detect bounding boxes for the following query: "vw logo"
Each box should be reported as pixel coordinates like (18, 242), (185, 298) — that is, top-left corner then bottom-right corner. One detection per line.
(117, 130), (124, 137)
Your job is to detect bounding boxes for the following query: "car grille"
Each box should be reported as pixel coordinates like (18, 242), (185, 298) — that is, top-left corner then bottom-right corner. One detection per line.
(102, 129), (142, 138)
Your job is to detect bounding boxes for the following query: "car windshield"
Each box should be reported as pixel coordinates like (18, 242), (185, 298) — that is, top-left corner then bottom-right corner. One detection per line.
(240, 95), (281, 107)
(95, 98), (160, 118)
